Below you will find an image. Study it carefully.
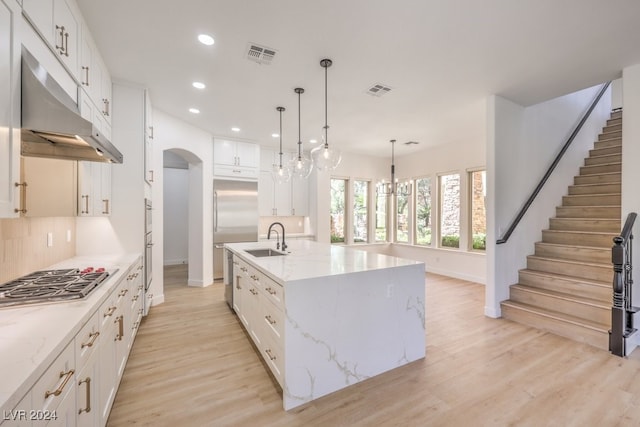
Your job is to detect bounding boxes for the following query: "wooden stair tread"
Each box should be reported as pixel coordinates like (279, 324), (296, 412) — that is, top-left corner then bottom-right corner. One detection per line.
(534, 241), (610, 252)
(519, 268), (610, 288)
(510, 284), (609, 308)
(527, 255), (609, 269)
(501, 300), (609, 332)
(543, 229), (617, 236)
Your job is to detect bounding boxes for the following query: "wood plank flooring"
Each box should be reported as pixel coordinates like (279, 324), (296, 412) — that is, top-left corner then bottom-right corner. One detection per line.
(107, 265), (640, 426)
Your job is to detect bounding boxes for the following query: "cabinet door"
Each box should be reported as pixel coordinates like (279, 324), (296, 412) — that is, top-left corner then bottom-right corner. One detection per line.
(22, 0), (54, 45)
(22, 157), (77, 217)
(98, 295), (118, 425)
(291, 177), (309, 216)
(76, 351), (99, 427)
(214, 139), (237, 166)
(100, 61), (111, 124)
(258, 170), (275, 216)
(52, 0), (79, 77)
(0, 0), (20, 218)
(236, 141), (259, 168)
(144, 91), (154, 185)
(99, 163), (111, 215)
(274, 180), (291, 216)
(77, 161), (93, 216)
(259, 147), (276, 172)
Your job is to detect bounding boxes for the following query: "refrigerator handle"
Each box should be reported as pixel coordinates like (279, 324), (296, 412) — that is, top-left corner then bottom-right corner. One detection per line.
(214, 190), (218, 232)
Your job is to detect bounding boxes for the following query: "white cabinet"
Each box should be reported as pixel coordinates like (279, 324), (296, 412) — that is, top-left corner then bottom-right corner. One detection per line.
(78, 25), (111, 126)
(78, 161), (112, 216)
(144, 90), (154, 185)
(213, 139), (259, 179)
(22, 0), (80, 78)
(0, 0), (21, 218)
(18, 157), (77, 217)
(75, 312), (100, 427)
(291, 178), (309, 216)
(258, 148), (309, 217)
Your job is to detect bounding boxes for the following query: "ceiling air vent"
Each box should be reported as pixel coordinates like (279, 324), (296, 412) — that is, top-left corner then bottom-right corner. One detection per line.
(246, 43), (277, 65)
(366, 83), (392, 97)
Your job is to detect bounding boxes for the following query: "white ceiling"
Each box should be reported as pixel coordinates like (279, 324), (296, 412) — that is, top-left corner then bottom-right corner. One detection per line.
(76, 0), (640, 158)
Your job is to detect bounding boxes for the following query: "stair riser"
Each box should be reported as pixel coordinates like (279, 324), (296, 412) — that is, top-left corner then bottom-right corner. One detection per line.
(568, 183), (620, 195)
(527, 257), (612, 282)
(534, 243), (610, 264)
(519, 270), (611, 301)
(548, 218), (621, 232)
(509, 287), (610, 324)
(609, 111), (622, 121)
(579, 164), (621, 175)
(562, 194), (620, 206)
(594, 138), (622, 150)
(556, 206), (620, 219)
(501, 304), (608, 350)
(542, 230), (617, 247)
(589, 146), (621, 157)
(599, 130), (622, 140)
(603, 123), (622, 133)
(585, 154), (621, 166)
(574, 173), (621, 185)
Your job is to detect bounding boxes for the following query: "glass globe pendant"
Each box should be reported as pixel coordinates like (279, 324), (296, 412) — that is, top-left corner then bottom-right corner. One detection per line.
(289, 88), (313, 179)
(311, 58), (341, 171)
(272, 106), (291, 184)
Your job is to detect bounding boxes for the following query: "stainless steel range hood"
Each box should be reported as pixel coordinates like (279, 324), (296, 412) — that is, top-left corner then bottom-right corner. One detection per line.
(20, 48), (123, 164)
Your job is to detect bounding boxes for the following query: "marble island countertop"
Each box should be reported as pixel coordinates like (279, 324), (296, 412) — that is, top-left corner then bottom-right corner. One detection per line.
(0, 253), (140, 415)
(225, 240), (422, 284)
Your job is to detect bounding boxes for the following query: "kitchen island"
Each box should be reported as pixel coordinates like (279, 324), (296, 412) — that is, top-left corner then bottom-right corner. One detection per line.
(224, 240), (425, 410)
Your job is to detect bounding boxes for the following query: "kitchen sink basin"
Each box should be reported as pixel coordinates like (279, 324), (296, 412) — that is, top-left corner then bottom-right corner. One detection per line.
(245, 248), (287, 257)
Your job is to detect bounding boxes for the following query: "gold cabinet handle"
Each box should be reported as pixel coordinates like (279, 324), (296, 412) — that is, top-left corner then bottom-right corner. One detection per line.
(81, 194), (90, 214)
(55, 25), (65, 54)
(63, 31), (69, 57)
(265, 349), (276, 361)
(102, 199), (109, 214)
(235, 276), (241, 290)
(250, 275), (259, 281)
(250, 288), (258, 295)
(118, 288), (129, 297)
(45, 369), (75, 398)
(149, 169), (154, 182)
(265, 315), (276, 325)
(81, 331), (100, 348)
(115, 315), (124, 341)
(240, 266), (247, 273)
(104, 306), (116, 317)
(78, 377), (91, 414)
(14, 182), (27, 214)
(265, 287), (277, 296)
(149, 126), (154, 139)
(132, 295), (139, 302)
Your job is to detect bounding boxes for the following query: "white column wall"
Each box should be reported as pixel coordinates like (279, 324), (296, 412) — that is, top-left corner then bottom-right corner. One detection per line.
(163, 167), (189, 265)
(486, 84), (611, 317)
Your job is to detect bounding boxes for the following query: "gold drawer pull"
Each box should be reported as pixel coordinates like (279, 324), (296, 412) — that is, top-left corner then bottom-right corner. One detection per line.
(250, 288), (259, 295)
(104, 306), (116, 317)
(240, 267), (247, 272)
(118, 288), (129, 297)
(265, 349), (276, 361)
(78, 377), (91, 414)
(265, 315), (276, 325)
(45, 369), (75, 398)
(132, 295), (139, 302)
(115, 315), (124, 341)
(81, 331), (100, 348)
(265, 287), (277, 295)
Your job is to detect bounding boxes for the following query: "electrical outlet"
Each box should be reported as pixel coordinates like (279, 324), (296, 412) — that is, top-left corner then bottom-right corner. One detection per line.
(47, 232), (53, 247)
(66, 229), (71, 242)
(386, 283), (394, 298)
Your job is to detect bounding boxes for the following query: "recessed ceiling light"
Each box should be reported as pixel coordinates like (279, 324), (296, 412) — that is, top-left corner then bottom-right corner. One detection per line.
(198, 34), (215, 46)
(309, 139), (318, 144)
(272, 133), (279, 138)
(231, 127), (240, 132)
(189, 108), (200, 114)
(192, 82), (206, 89)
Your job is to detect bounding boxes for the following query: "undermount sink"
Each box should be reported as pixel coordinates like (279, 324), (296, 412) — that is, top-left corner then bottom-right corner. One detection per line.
(245, 248), (287, 258)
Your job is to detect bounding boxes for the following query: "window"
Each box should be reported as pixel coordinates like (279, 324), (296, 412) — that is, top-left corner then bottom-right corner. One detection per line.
(470, 169), (486, 251)
(375, 192), (387, 242)
(439, 173), (460, 248)
(415, 177), (432, 246)
(353, 180), (369, 243)
(395, 187), (410, 243)
(330, 178), (347, 243)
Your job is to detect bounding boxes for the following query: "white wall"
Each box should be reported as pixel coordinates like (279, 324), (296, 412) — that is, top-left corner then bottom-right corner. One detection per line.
(152, 110), (214, 288)
(486, 84), (612, 317)
(163, 167), (189, 265)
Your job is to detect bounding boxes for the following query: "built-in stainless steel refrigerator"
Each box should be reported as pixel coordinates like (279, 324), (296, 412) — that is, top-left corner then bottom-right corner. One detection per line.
(213, 179), (258, 302)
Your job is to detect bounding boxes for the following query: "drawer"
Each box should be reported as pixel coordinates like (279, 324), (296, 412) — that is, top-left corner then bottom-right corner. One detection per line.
(261, 297), (284, 341)
(261, 333), (284, 387)
(32, 340), (75, 413)
(214, 165), (258, 179)
(75, 311), (100, 371)
(261, 276), (284, 309)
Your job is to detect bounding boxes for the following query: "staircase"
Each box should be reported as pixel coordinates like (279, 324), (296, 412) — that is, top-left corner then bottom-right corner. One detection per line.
(501, 109), (622, 350)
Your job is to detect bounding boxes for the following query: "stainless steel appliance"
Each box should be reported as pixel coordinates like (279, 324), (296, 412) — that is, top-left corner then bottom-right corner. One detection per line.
(213, 179), (258, 305)
(20, 48), (123, 164)
(0, 268), (111, 308)
(144, 198), (153, 315)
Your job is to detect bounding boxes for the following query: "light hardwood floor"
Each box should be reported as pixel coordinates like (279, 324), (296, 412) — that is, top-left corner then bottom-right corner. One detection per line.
(107, 265), (640, 426)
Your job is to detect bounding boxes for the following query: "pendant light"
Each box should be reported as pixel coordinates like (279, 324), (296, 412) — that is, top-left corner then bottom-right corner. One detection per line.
(377, 139), (411, 197)
(289, 87), (313, 179)
(311, 58), (341, 171)
(273, 106), (291, 184)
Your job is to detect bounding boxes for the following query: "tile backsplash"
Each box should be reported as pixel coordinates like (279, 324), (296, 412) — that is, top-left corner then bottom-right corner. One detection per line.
(0, 217), (76, 283)
(259, 216), (306, 235)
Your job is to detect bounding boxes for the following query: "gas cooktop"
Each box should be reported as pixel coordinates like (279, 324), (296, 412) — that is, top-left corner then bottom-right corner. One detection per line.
(0, 268), (111, 308)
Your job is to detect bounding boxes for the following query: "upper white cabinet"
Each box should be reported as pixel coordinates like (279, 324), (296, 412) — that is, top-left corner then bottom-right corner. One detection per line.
(144, 90), (154, 185)
(258, 148), (309, 217)
(0, 0), (20, 218)
(78, 161), (112, 216)
(214, 139), (259, 179)
(78, 15), (111, 126)
(22, 0), (80, 78)
(19, 157), (78, 217)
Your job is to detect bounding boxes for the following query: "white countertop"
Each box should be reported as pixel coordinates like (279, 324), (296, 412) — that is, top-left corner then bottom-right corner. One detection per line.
(225, 240), (422, 284)
(0, 253), (140, 414)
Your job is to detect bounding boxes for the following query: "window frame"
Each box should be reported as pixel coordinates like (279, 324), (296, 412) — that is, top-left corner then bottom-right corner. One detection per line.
(352, 179), (371, 244)
(467, 167), (486, 252)
(330, 176), (349, 245)
(437, 171), (461, 250)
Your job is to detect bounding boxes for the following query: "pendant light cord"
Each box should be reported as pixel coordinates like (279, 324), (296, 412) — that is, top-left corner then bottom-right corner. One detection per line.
(298, 89), (302, 159)
(324, 62), (328, 149)
(277, 106), (285, 168)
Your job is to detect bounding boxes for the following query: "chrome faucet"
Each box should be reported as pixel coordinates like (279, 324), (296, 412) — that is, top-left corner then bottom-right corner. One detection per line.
(267, 222), (286, 251)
